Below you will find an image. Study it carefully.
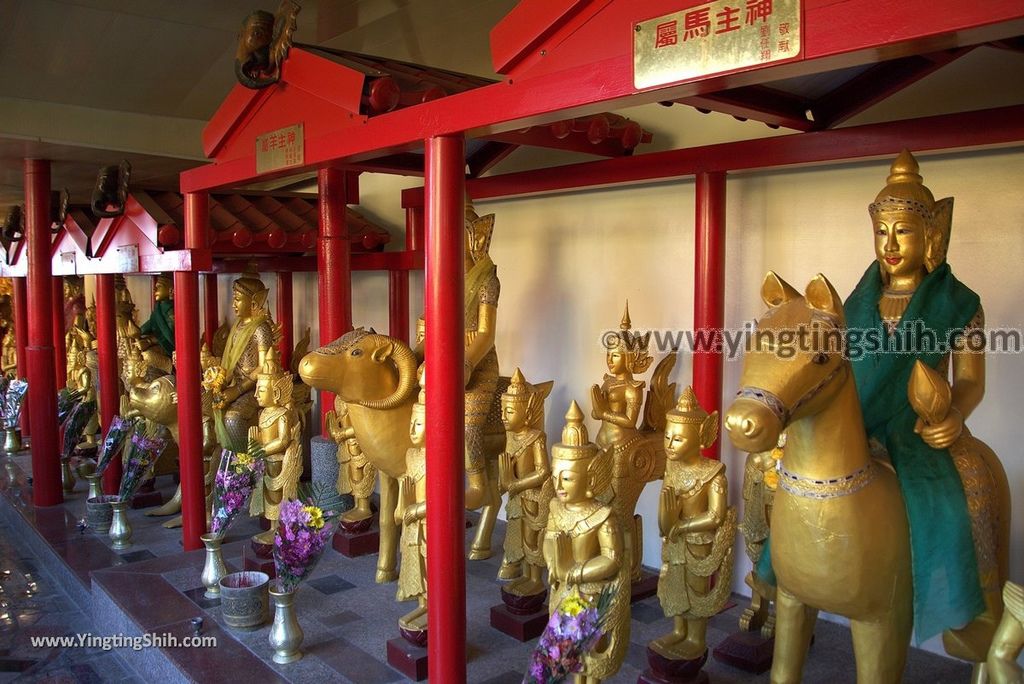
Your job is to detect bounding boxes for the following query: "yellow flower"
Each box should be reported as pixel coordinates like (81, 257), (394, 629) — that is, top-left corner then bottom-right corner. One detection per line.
(560, 591), (588, 617)
(303, 505), (325, 529)
(764, 469), (779, 491)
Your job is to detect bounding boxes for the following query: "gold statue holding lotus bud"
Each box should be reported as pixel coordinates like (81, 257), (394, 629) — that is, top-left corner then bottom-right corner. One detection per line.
(544, 401), (629, 684)
(327, 403), (377, 525)
(250, 342), (302, 543)
(497, 368), (554, 592)
(737, 433), (783, 637)
(652, 386), (736, 663)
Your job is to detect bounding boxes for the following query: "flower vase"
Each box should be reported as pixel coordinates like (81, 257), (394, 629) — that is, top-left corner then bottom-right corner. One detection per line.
(201, 533), (228, 599)
(268, 584), (303, 664)
(85, 474), (103, 501)
(109, 499), (132, 550)
(4, 427), (21, 452)
(61, 459), (76, 494)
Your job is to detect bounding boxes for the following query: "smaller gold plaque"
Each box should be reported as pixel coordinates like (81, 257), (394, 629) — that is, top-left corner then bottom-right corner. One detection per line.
(634, 0), (801, 90)
(255, 123), (304, 174)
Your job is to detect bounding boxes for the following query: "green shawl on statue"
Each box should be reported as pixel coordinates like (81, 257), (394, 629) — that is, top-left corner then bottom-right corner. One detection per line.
(140, 299), (175, 355)
(756, 261), (984, 643)
(213, 313), (266, 452)
(845, 260), (983, 642)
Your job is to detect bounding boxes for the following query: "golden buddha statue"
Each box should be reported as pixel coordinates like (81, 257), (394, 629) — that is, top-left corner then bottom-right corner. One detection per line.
(0, 295), (15, 379)
(738, 433), (783, 637)
(497, 368), (554, 592)
(544, 401), (629, 683)
(651, 386), (736, 663)
(139, 273), (175, 359)
(327, 402), (377, 526)
(985, 581), (1023, 684)
(589, 302), (674, 581)
(845, 149), (1010, 661)
(66, 337), (99, 446)
(396, 386), (428, 636)
(206, 271), (275, 452)
(250, 344), (302, 543)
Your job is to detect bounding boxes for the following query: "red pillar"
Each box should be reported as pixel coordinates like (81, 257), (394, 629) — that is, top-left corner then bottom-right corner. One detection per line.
(316, 168), (352, 432)
(12, 277), (30, 434)
(277, 272), (293, 370)
(174, 192), (208, 551)
(96, 274), (121, 494)
(203, 273), (218, 349)
(51, 277), (66, 389)
(424, 134), (466, 682)
(693, 171), (726, 460)
(24, 159), (61, 506)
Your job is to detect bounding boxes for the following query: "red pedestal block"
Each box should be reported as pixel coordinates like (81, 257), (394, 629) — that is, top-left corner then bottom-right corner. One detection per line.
(631, 570), (660, 603)
(386, 637), (428, 681)
(241, 544), (276, 578)
(638, 670), (708, 684)
(489, 603), (548, 642)
(640, 646), (709, 683)
(332, 524), (380, 557)
(130, 490), (164, 510)
(712, 631), (774, 674)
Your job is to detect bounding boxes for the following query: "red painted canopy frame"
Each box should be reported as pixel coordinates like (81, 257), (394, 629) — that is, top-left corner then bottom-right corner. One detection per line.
(178, 1), (1024, 680)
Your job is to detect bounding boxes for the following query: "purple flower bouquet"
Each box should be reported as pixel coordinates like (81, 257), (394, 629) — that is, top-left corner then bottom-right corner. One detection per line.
(95, 415), (133, 478)
(116, 420), (169, 502)
(209, 446), (265, 536)
(524, 587), (614, 683)
(272, 485), (345, 593)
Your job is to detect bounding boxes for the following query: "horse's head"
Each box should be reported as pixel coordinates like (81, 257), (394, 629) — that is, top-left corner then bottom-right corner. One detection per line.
(298, 328), (418, 410)
(725, 272), (848, 452)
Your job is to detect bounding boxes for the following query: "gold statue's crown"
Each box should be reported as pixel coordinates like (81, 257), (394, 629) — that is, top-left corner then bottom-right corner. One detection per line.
(666, 386), (709, 425)
(233, 266), (269, 298)
(551, 401), (598, 461)
(155, 272), (173, 289)
(502, 367), (531, 402)
(607, 301), (653, 372)
(869, 149), (936, 219)
(465, 200), (495, 256)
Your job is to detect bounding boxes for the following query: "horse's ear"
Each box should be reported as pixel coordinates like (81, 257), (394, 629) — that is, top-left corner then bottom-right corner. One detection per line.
(805, 274), (844, 321)
(761, 271), (800, 308)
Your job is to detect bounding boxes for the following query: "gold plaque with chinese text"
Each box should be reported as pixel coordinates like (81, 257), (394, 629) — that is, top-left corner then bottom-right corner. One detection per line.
(634, 0), (801, 89)
(255, 124), (304, 174)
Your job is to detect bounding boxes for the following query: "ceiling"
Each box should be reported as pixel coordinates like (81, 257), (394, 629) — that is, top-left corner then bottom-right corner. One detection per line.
(1, 0), (1023, 214)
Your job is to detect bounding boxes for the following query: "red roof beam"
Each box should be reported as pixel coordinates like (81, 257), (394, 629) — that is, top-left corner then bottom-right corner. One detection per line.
(674, 85), (816, 131)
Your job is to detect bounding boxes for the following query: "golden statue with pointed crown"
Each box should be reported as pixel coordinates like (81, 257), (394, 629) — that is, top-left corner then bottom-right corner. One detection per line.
(396, 384), (428, 639)
(497, 368), (554, 594)
(589, 302), (676, 582)
(650, 386), (736, 669)
(544, 401), (629, 684)
(250, 342), (302, 544)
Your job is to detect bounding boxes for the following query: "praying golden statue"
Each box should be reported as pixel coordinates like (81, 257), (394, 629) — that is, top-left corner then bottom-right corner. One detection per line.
(497, 368), (553, 593)
(844, 149), (1010, 662)
(66, 337), (99, 446)
(250, 344), (302, 543)
(139, 273), (175, 359)
(651, 387), (736, 663)
(396, 386), (428, 637)
(1, 326), (15, 379)
(544, 401), (629, 683)
(327, 403), (377, 528)
(589, 302), (674, 580)
(204, 271), (275, 452)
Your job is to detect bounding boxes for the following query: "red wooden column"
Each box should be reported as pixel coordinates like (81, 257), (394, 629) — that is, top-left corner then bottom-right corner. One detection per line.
(277, 271), (293, 369)
(693, 171), (726, 460)
(24, 159), (61, 506)
(12, 277), (30, 434)
(96, 274), (121, 493)
(174, 192), (208, 551)
(424, 134), (466, 682)
(203, 273), (218, 348)
(316, 168), (352, 432)
(51, 278), (66, 389)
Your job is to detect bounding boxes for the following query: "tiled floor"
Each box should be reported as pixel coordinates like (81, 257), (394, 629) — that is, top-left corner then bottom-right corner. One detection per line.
(1, 450), (977, 683)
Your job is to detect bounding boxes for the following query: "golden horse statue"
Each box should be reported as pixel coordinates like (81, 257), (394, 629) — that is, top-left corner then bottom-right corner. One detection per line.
(725, 272), (1009, 683)
(298, 328), (506, 583)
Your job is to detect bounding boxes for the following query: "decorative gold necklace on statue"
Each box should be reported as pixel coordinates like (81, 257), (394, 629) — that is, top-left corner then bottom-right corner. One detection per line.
(879, 287), (915, 332)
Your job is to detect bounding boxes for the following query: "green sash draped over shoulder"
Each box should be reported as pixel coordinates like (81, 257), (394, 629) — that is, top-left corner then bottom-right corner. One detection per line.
(845, 261), (983, 642)
(140, 299), (175, 355)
